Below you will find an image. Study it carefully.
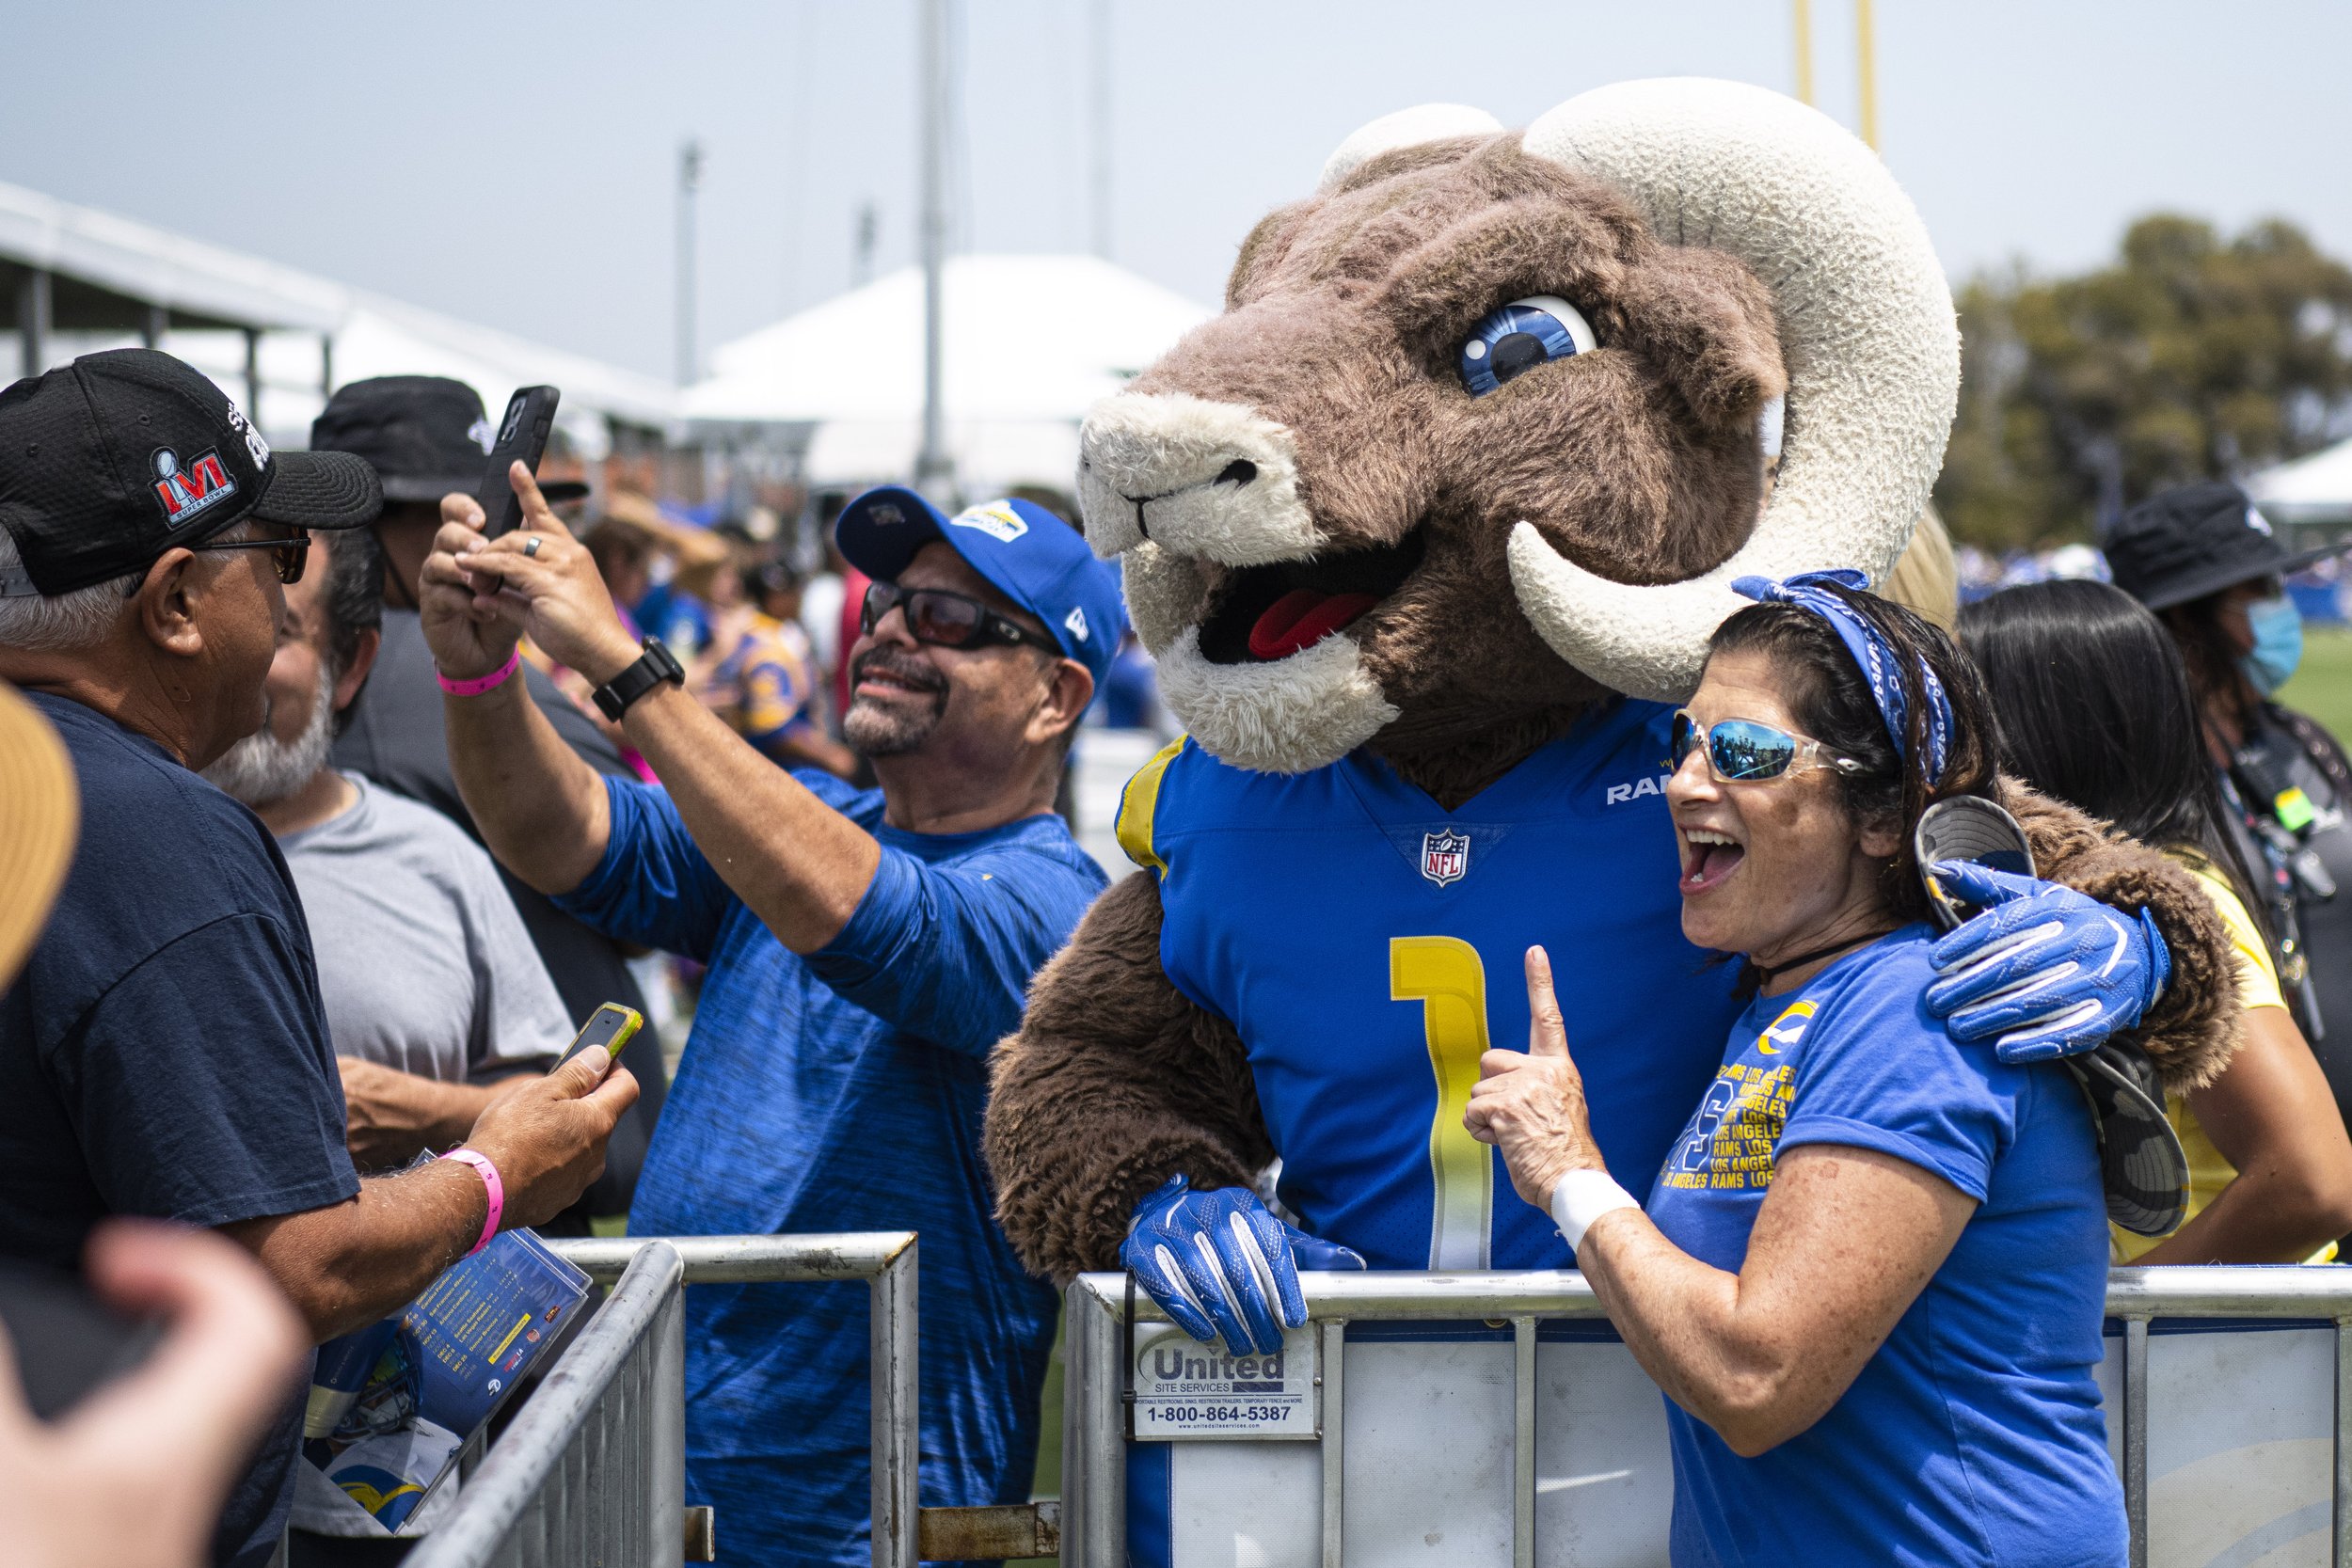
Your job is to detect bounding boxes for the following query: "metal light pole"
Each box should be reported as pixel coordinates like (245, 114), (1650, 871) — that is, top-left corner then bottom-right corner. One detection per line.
(1791, 0), (1814, 106)
(913, 0), (954, 501)
(675, 137), (705, 387)
(1791, 0), (1878, 150)
(1089, 0), (1113, 260)
(1855, 0), (1879, 150)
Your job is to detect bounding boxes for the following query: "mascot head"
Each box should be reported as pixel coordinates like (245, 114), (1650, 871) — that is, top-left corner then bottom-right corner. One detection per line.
(1078, 79), (1958, 777)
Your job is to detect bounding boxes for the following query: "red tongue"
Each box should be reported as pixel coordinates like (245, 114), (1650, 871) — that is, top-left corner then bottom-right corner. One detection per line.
(1699, 843), (1744, 880)
(1248, 589), (1380, 660)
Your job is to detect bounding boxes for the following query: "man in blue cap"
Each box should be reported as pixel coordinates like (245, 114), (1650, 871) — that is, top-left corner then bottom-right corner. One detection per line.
(417, 469), (1120, 1566)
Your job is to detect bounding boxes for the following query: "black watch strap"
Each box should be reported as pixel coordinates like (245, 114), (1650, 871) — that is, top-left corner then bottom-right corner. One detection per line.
(593, 637), (685, 722)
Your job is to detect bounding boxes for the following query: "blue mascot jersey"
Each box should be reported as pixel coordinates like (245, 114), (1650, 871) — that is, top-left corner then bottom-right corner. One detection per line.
(1117, 698), (1745, 1269)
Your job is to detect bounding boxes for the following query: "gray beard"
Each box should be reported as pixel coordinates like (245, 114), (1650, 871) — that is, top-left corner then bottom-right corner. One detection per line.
(842, 689), (947, 758)
(204, 662), (336, 807)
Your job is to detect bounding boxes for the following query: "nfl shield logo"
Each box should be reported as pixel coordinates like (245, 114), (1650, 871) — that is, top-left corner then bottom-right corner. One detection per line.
(1421, 829), (1470, 887)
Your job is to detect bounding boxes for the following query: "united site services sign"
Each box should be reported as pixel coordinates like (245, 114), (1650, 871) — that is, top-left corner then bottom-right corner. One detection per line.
(1130, 1323), (1319, 1441)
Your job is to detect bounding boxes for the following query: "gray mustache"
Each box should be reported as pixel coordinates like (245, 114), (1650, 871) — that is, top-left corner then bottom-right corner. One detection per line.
(851, 653), (946, 694)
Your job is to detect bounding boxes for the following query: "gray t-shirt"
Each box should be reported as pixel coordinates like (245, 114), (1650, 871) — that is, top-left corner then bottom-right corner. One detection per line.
(278, 774), (572, 1080)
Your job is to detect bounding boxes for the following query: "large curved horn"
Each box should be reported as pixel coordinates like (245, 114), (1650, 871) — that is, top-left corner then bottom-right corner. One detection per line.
(1320, 103), (1502, 192)
(1508, 77), (1959, 703)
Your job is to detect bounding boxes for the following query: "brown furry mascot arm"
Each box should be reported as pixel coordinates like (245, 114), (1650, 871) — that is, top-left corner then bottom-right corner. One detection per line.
(986, 873), (1276, 1284)
(2009, 782), (2241, 1092)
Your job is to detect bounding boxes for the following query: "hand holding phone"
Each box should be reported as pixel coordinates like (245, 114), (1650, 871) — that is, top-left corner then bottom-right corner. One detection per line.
(550, 1003), (642, 1079)
(474, 386), (562, 540)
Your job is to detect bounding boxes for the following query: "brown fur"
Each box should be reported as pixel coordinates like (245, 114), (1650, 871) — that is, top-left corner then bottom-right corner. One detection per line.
(2006, 781), (2242, 1091)
(986, 873), (1265, 1283)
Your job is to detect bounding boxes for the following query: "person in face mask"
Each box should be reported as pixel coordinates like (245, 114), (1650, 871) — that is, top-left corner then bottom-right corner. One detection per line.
(2108, 482), (2352, 1097)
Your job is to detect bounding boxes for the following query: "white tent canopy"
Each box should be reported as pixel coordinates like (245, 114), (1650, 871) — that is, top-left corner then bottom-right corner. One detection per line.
(2, 178), (675, 451)
(243, 293), (676, 456)
(682, 254), (1214, 494)
(2250, 436), (2352, 524)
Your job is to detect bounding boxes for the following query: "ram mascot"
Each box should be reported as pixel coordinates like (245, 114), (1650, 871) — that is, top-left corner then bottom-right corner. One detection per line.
(988, 82), (2233, 1346)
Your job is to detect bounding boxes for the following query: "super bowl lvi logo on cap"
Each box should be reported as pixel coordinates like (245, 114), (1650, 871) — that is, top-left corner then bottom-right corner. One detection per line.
(949, 502), (1029, 544)
(150, 447), (238, 530)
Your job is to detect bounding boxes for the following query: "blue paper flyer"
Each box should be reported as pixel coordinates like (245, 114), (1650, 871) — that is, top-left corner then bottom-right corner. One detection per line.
(294, 1231), (592, 1538)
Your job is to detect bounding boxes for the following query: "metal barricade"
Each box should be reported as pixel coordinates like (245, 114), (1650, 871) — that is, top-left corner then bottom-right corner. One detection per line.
(1061, 1265), (2352, 1568)
(408, 1232), (919, 1568)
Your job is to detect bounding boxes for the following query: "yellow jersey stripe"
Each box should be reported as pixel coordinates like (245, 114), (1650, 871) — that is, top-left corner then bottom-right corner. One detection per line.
(1116, 738), (1186, 875)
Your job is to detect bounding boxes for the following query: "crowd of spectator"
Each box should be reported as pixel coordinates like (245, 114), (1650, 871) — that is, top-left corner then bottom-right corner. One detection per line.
(7, 346), (2352, 1568)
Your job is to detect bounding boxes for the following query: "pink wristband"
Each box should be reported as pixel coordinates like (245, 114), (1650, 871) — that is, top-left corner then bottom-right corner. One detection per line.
(439, 1147), (504, 1255)
(437, 648), (521, 698)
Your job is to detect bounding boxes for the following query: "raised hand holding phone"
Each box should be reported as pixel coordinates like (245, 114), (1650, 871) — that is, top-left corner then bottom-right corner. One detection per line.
(424, 458), (648, 689)
(473, 387), (560, 540)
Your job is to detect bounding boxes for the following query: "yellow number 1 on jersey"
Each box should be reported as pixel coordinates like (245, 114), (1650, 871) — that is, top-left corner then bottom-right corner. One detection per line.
(1391, 936), (1493, 1270)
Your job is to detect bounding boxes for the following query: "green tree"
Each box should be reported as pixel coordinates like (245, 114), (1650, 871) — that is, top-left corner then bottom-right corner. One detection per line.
(1935, 215), (2352, 550)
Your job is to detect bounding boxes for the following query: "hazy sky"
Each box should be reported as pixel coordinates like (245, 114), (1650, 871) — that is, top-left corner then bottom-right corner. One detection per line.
(7, 2), (2348, 381)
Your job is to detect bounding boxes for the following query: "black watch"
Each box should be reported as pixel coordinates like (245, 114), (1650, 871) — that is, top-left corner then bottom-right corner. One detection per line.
(592, 636), (685, 722)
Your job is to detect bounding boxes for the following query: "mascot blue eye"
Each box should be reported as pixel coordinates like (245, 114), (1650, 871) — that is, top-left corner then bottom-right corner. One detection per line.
(1457, 294), (1597, 396)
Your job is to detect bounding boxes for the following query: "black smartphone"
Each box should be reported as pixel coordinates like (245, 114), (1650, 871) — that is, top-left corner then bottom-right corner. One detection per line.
(550, 1002), (642, 1077)
(474, 386), (562, 539)
(0, 1258), (159, 1421)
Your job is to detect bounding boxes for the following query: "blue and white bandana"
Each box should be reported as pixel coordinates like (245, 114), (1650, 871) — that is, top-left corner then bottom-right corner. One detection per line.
(1732, 569), (1953, 784)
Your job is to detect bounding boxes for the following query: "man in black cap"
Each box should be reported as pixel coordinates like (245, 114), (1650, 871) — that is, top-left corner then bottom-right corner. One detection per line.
(310, 376), (665, 1220)
(2108, 479), (2352, 1094)
(0, 349), (640, 1568)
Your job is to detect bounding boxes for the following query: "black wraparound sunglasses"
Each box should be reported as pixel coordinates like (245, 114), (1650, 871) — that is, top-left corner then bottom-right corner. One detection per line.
(860, 580), (1050, 653)
(148, 531), (310, 594)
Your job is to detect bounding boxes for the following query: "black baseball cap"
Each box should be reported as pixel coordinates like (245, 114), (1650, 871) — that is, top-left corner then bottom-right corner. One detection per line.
(2105, 480), (2351, 611)
(311, 376), (587, 507)
(0, 349), (381, 598)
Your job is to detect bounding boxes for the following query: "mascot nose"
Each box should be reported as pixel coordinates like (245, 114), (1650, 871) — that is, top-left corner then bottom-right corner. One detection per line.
(1079, 392), (1320, 565)
(1119, 460), (1260, 541)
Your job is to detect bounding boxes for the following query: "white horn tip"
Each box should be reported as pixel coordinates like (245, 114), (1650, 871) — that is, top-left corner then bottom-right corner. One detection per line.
(1507, 521), (1736, 705)
(1320, 103), (1502, 191)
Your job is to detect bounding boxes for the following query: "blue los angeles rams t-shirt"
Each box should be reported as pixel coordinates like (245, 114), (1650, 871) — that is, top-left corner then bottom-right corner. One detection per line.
(1120, 698), (1741, 1270)
(554, 772), (1104, 1568)
(1646, 927), (2124, 1568)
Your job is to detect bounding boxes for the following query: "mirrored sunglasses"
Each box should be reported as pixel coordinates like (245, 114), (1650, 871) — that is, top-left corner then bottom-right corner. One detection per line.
(1669, 709), (1866, 783)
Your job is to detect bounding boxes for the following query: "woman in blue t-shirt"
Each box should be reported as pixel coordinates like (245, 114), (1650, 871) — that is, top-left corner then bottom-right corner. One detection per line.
(1468, 572), (2130, 1568)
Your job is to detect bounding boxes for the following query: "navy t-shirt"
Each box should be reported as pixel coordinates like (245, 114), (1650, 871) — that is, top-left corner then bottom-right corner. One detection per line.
(1645, 927), (2125, 1568)
(0, 692), (358, 1568)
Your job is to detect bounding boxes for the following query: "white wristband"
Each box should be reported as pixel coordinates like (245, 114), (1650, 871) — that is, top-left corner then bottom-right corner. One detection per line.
(1549, 1169), (1639, 1250)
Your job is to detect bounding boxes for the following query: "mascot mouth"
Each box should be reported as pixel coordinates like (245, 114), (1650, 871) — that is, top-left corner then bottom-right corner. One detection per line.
(1198, 528), (1428, 665)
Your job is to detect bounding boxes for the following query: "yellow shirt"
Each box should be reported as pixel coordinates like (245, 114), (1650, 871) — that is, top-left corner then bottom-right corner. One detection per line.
(2111, 854), (2330, 1261)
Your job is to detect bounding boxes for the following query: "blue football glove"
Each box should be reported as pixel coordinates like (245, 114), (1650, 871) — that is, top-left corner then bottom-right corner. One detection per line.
(1120, 1176), (1366, 1355)
(1923, 861), (2171, 1065)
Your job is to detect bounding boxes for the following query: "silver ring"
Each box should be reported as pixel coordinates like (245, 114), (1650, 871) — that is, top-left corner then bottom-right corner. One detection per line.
(523, 536), (543, 558)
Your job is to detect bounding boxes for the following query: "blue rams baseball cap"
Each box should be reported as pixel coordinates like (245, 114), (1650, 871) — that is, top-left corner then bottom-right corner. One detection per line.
(834, 486), (1127, 687)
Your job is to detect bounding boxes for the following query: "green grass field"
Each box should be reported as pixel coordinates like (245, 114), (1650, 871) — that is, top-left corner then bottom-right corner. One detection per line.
(2280, 626), (2352, 741)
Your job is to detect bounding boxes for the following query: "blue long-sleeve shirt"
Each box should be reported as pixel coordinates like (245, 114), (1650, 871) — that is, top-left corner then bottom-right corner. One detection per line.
(555, 772), (1105, 1567)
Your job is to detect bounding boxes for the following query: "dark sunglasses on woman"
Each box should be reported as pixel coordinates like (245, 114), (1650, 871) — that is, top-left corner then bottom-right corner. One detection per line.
(860, 580), (1051, 654)
(1669, 708), (1867, 783)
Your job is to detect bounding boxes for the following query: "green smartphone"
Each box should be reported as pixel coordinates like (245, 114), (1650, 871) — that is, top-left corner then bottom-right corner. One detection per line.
(550, 1002), (642, 1077)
